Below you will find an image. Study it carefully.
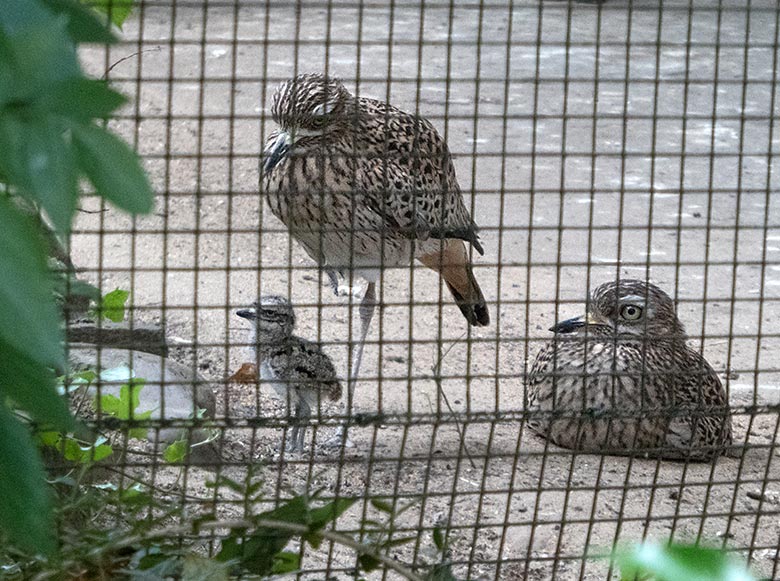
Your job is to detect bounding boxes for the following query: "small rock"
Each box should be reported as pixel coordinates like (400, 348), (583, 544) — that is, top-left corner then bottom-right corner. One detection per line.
(746, 490), (764, 501)
(668, 489), (680, 500)
(386, 355), (406, 363)
(692, 212), (702, 218)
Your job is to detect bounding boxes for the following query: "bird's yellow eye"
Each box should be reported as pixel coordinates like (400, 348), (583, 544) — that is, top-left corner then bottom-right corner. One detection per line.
(310, 116), (327, 129)
(620, 304), (643, 321)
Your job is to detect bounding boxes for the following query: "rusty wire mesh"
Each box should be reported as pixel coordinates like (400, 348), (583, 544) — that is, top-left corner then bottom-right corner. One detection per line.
(67, 1), (780, 579)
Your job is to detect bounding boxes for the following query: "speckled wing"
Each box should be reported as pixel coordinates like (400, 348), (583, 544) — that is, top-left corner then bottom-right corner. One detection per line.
(357, 156), (483, 254)
(665, 349), (732, 454)
(286, 339), (342, 403)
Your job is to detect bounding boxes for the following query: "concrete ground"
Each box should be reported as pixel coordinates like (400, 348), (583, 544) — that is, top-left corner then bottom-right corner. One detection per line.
(73, 1), (779, 579)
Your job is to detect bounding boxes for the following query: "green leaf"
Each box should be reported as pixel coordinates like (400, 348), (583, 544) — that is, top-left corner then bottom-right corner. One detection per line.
(303, 497), (355, 546)
(83, 0), (135, 28)
(181, 555), (230, 581)
(98, 288), (129, 322)
(612, 542), (757, 581)
(97, 378), (145, 419)
(163, 439), (188, 464)
(271, 551), (300, 574)
(217, 495), (356, 576)
(35, 78), (126, 121)
(0, 403), (55, 554)
(433, 526), (445, 551)
(358, 553), (381, 572)
(128, 422), (149, 440)
(0, 197), (64, 368)
(37, 430), (61, 447)
(40, 0), (117, 43)
(0, 337), (74, 430)
(0, 113), (78, 234)
(370, 498), (394, 514)
(61, 435), (112, 463)
(0, 0), (55, 34)
(0, 13), (81, 101)
(71, 121), (154, 214)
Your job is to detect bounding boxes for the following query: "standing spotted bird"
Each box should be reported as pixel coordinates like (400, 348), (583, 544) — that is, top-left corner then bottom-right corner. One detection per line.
(527, 280), (732, 461)
(262, 73), (489, 424)
(237, 296), (342, 452)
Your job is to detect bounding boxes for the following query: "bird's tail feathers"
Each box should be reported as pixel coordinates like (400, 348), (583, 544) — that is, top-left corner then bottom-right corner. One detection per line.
(418, 240), (490, 327)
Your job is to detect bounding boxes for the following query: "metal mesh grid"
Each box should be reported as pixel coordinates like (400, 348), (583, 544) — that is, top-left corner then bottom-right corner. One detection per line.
(67, 1), (779, 579)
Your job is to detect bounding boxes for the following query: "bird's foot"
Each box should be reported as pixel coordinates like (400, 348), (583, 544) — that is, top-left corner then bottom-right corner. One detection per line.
(324, 269), (354, 297)
(321, 426), (356, 450)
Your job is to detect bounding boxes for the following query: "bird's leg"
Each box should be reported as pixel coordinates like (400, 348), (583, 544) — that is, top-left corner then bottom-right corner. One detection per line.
(296, 399), (311, 452)
(349, 281), (377, 409)
(288, 402), (301, 453)
(325, 282), (376, 449)
(325, 268), (340, 296)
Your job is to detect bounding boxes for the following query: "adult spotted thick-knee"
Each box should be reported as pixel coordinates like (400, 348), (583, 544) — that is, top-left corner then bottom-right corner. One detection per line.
(527, 279), (732, 461)
(261, 73), (490, 436)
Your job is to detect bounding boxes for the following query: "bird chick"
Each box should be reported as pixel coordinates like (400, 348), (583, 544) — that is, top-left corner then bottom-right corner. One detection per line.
(527, 279), (732, 461)
(237, 296), (341, 452)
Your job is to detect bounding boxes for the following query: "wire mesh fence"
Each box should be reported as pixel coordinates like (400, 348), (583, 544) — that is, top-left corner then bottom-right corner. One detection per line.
(60, 0), (780, 579)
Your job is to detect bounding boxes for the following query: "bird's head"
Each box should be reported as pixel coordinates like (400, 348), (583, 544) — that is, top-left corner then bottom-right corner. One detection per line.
(236, 295), (296, 341)
(551, 279), (686, 339)
(263, 73), (352, 174)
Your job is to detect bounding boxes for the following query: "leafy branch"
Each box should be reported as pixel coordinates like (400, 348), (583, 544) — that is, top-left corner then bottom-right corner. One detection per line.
(0, 0), (150, 553)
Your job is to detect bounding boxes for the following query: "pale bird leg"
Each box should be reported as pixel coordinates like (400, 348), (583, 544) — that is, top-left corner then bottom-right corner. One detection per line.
(288, 399), (311, 453)
(326, 268), (340, 296)
(324, 281), (376, 449)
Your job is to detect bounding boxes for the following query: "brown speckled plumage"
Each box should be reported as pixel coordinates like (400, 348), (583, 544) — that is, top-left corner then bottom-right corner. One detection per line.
(527, 280), (732, 461)
(237, 296), (341, 452)
(262, 73), (489, 326)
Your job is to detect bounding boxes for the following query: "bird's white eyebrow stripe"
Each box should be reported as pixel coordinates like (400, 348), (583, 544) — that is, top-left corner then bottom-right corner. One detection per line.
(621, 294), (648, 303)
(311, 102), (336, 117)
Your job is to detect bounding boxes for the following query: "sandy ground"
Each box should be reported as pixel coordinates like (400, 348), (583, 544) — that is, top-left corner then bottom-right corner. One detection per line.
(71, 1), (779, 579)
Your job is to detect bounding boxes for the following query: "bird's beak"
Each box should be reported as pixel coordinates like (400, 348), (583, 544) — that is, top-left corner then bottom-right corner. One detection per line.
(549, 316), (586, 334)
(236, 309), (256, 320)
(263, 131), (292, 175)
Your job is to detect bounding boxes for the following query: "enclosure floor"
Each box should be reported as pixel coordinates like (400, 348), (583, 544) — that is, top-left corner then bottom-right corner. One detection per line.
(73, 1), (780, 578)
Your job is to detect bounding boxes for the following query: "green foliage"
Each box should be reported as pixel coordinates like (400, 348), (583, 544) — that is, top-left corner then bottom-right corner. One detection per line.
(162, 438), (188, 464)
(612, 541), (757, 581)
(216, 494), (356, 575)
(93, 287), (130, 322)
(94, 375), (151, 440)
(0, 0), (151, 552)
(0, 404), (58, 555)
(80, 0), (135, 28)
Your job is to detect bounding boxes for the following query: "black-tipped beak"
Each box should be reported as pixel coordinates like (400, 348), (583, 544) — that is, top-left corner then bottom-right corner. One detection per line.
(263, 131), (292, 175)
(550, 316), (586, 334)
(236, 309), (256, 320)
